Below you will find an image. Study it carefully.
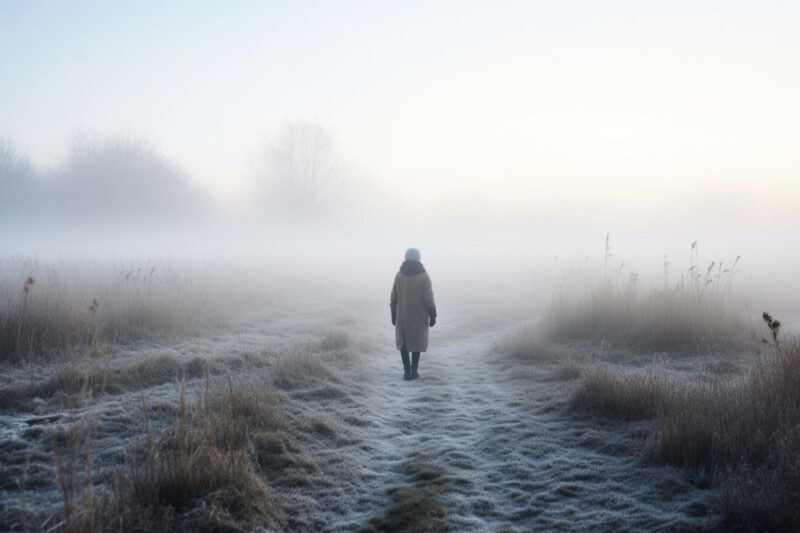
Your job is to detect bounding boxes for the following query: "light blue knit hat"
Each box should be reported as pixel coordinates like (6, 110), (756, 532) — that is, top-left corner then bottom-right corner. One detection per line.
(404, 248), (421, 262)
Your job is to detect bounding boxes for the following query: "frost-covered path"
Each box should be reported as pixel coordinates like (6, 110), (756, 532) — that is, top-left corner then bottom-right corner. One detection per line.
(289, 314), (724, 532)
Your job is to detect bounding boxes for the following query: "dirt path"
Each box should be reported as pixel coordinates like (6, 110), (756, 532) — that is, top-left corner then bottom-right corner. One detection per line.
(289, 317), (725, 532)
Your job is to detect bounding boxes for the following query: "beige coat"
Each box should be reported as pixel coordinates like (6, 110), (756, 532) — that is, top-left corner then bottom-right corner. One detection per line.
(390, 265), (436, 352)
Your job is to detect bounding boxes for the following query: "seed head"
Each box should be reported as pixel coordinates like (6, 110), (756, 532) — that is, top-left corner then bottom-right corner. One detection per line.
(22, 276), (34, 294)
(762, 311), (781, 342)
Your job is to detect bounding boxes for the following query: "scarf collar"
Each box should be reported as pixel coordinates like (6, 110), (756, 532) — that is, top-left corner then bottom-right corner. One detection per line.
(399, 260), (426, 276)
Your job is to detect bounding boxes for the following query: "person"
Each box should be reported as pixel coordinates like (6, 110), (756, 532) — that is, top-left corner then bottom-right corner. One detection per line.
(390, 248), (437, 380)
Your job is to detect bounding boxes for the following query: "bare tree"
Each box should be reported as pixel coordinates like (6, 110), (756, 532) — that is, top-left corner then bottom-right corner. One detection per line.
(255, 121), (351, 219)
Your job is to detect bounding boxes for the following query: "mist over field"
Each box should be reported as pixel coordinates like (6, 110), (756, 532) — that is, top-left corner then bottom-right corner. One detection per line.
(2, 2), (800, 532)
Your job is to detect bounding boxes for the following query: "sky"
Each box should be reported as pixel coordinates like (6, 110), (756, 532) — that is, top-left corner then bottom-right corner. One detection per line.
(2, 0), (799, 227)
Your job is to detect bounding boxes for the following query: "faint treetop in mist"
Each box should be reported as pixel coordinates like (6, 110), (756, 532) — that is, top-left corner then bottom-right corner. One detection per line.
(54, 134), (208, 225)
(255, 121), (352, 220)
(0, 137), (36, 218)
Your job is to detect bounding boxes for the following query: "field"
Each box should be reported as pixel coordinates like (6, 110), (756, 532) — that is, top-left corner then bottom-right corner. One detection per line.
(5, 2), (800, 531)
(0, 256), (796, 532)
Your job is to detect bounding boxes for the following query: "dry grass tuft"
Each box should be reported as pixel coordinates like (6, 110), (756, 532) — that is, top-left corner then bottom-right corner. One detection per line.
(0, 258), (277, 363)
(271, 347), (341, 390)
(0, 261), (214, 363)
(318, 328), (352, 352)
(0, 353), (211, 410)
(722, 425), (800, 532)
(548, 362), (583, 381)
(544, 284), (749, 353)
(498, 329), (563, 364)
(654, 331), (800, 530)
(569, 315), (800, 531)
(570, 365), (672, 420)
(57, 380), (291, 532)
(543, 241), (749, 353)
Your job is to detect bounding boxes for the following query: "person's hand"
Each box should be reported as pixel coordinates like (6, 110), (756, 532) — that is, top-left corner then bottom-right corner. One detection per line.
(392, 318), (396, 326)
(429, 316), (436, 327)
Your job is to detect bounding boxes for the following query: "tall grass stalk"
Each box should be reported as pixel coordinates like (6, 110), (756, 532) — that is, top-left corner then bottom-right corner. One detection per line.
(15, 276), (34, 359)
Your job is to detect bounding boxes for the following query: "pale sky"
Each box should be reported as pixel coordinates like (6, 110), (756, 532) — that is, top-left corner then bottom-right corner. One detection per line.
(2, 0), (799, 220)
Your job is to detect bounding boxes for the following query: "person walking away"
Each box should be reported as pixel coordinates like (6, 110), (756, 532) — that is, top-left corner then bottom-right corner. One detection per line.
(390, 248), (437, 380)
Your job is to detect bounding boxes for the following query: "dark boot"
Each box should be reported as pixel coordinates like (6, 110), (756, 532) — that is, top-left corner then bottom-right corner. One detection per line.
(410, 352), (420, 380)
(401, 350), (411, 380)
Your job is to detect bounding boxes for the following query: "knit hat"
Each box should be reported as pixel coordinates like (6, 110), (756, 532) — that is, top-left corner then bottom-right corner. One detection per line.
(404, 248), (421, 262)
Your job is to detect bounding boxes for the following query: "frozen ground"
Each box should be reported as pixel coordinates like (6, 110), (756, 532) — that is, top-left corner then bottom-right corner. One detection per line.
(285, 309), (725, 532)
(1, 296), (728, 532)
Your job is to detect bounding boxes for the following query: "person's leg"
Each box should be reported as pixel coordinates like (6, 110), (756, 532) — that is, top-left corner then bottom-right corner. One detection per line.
(410, 352), (420, 379)
(400, 347), (411, 380)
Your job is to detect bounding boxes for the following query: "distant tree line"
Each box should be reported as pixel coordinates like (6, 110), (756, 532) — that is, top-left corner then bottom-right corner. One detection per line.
(0, 121), (354, 229)
(0, 134), (209, 229)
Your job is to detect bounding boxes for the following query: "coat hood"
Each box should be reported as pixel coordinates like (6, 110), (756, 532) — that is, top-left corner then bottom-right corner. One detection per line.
(399, 260), (426, 276)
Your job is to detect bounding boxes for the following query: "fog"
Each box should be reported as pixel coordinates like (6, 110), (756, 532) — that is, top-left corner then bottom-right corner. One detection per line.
(1, 119), (797, 319)
(5, 4), (800, 531)
(2, 3), (798, 296)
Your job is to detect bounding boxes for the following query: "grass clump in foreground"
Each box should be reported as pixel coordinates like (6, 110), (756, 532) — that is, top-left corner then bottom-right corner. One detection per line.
(570, 313), (800, 531)
(55, 379), (291, 532)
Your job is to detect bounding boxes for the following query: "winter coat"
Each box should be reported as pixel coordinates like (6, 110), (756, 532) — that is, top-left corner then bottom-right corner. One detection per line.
(390, 261), (437, 352)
